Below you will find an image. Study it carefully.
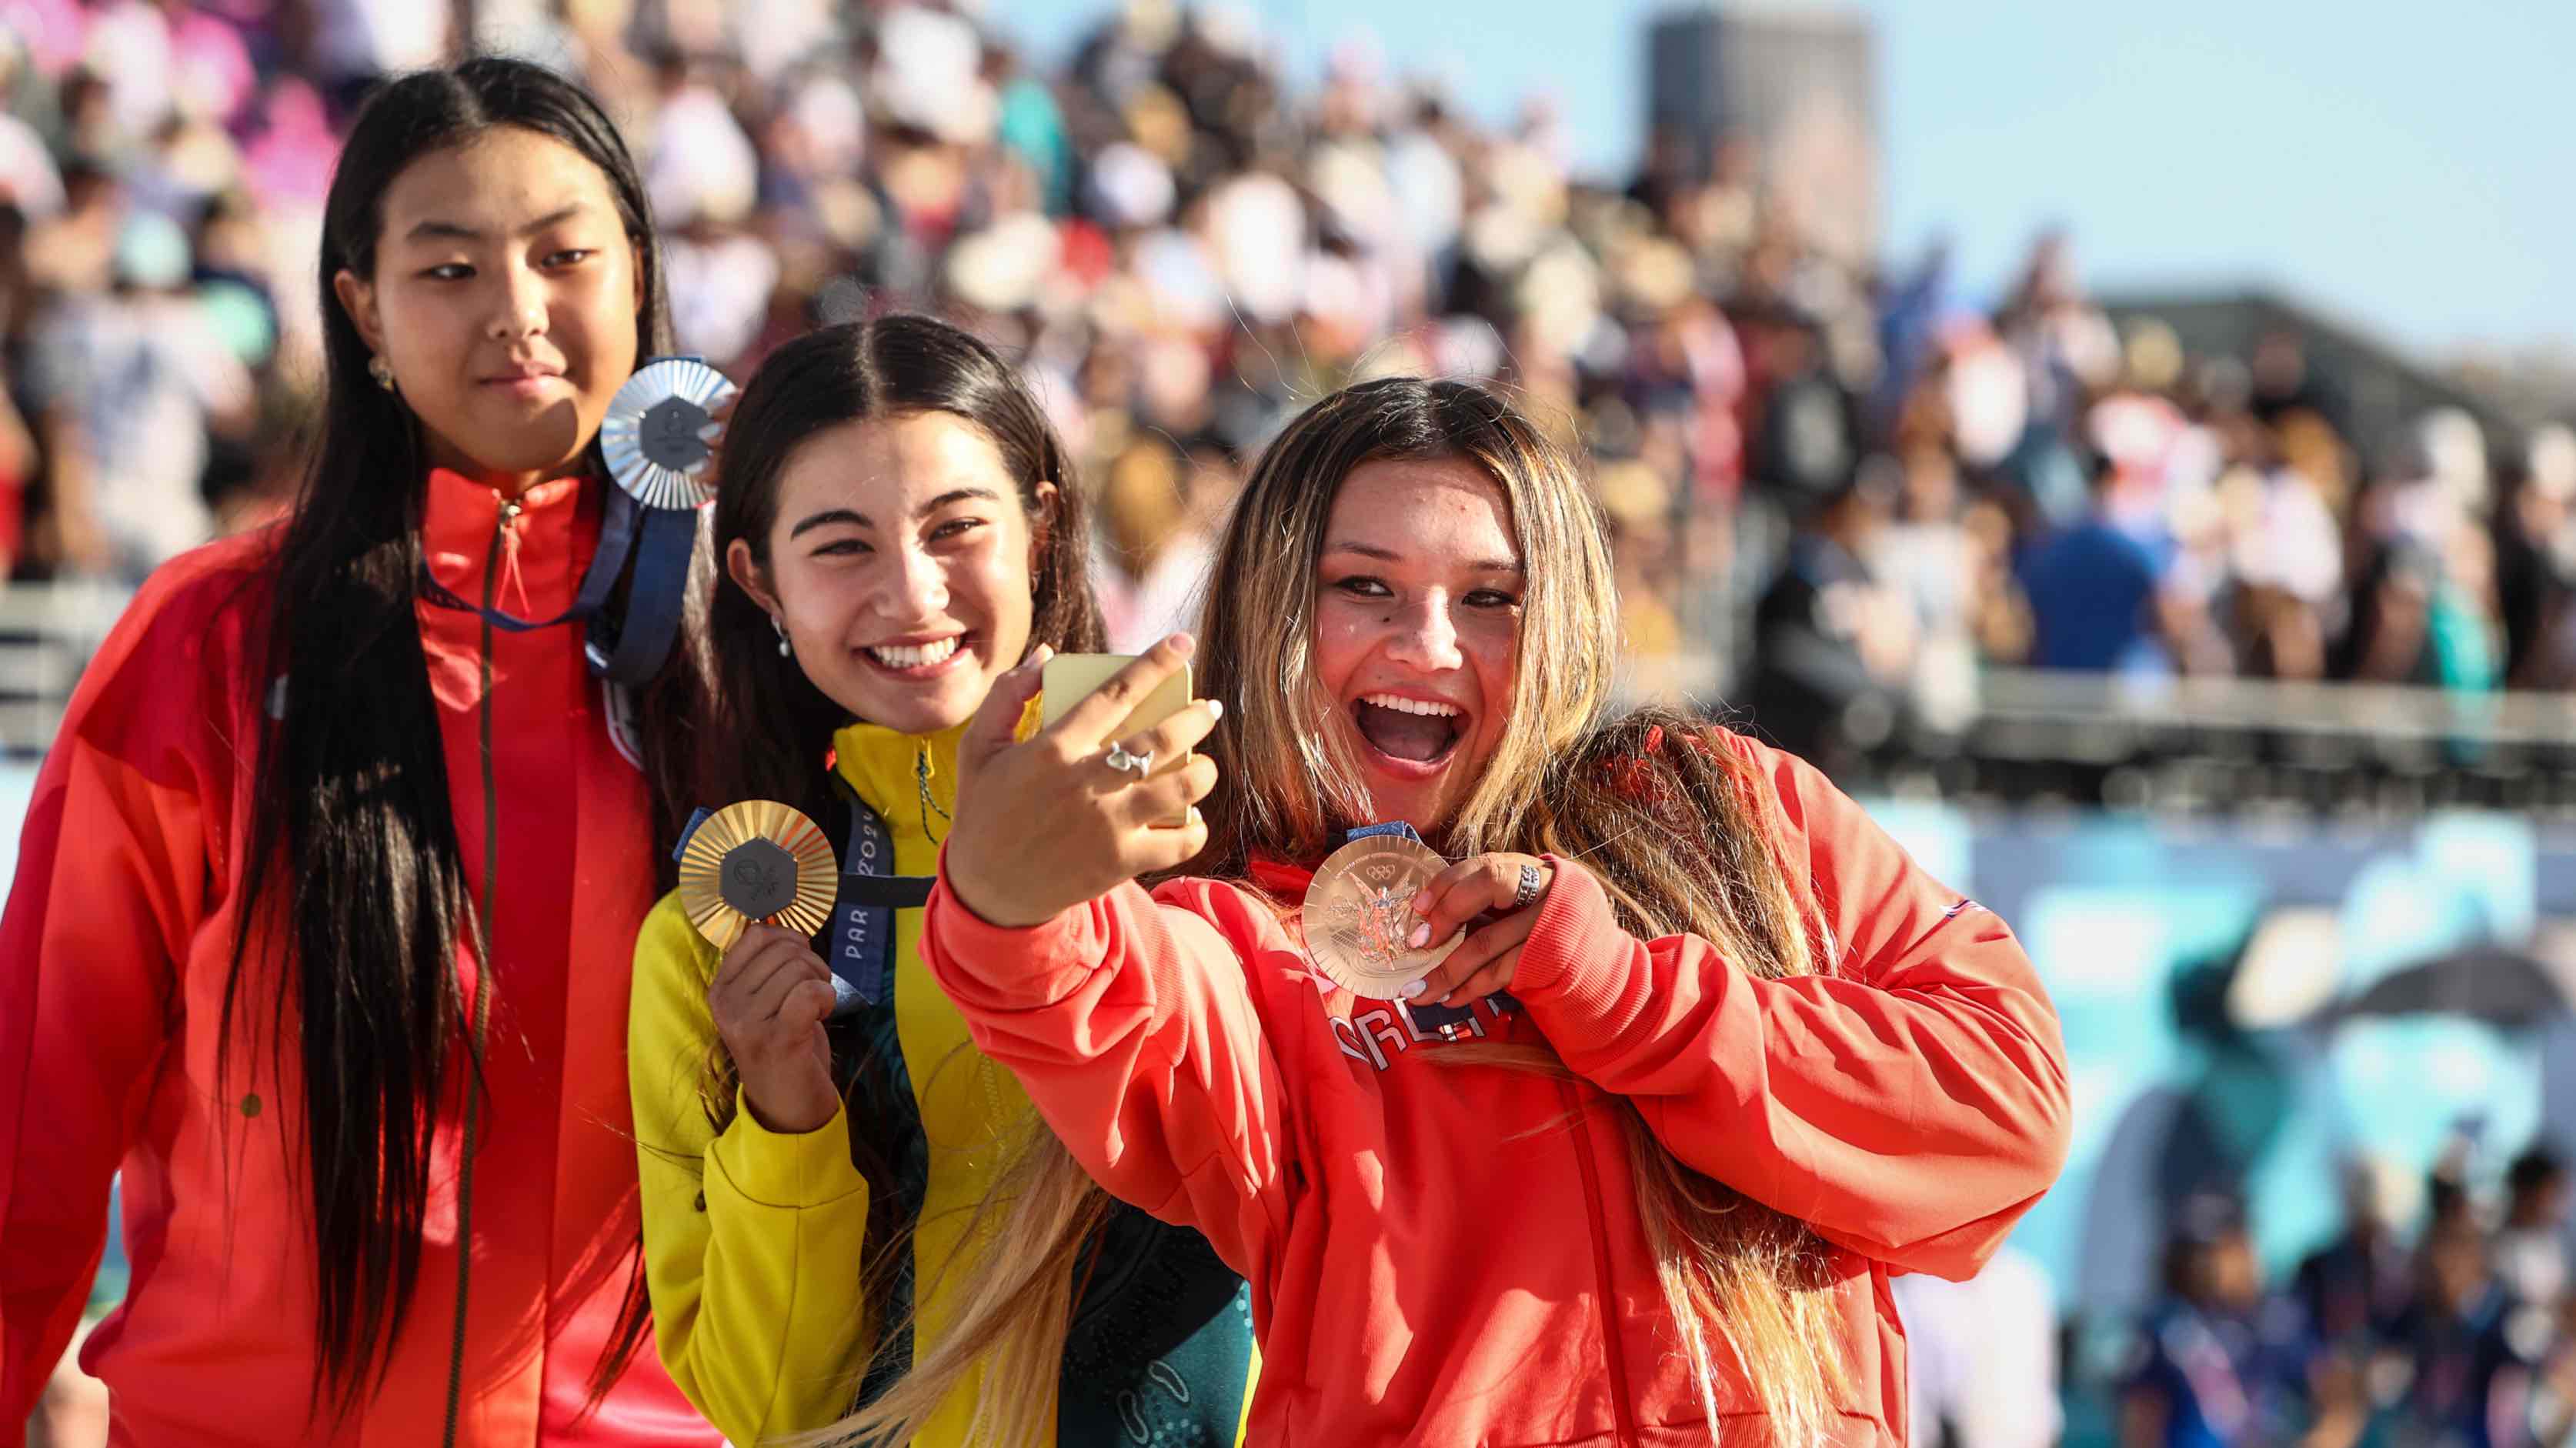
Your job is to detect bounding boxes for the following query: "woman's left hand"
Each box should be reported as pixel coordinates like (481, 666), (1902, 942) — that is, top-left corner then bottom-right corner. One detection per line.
(1402, 853), (1557, 1007)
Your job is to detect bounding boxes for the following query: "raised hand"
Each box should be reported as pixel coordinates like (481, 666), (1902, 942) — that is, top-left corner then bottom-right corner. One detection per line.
(943, 636), (1224, 929)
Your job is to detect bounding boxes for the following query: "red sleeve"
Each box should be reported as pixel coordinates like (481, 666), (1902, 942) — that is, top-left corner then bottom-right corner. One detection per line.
(917, 868), (1296, 1280)
(1510, 739), (2070, 1281)
(0, 572), (228, 1418)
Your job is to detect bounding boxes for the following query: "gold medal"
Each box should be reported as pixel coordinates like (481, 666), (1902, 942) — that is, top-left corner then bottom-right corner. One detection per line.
(677, 800), (837, 952)
(1302, 831), (1459, 996)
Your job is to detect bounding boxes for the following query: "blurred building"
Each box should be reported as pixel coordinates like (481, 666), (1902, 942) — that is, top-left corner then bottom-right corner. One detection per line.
(1643, 5), (1879, 266)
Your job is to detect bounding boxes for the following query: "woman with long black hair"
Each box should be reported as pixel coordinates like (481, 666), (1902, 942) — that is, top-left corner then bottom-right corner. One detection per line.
(0, 58), (722, 1446)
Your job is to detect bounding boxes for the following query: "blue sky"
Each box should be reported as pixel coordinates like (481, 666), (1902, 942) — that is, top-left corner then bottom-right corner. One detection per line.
(986, 0), (2569, 358)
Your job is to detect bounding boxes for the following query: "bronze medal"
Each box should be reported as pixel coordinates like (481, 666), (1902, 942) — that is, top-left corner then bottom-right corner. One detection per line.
(1302, 832), (1459, 996)
(677, 800), (838, 952)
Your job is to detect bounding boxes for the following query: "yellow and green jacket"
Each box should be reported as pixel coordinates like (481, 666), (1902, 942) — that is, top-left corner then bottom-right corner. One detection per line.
(629, 718), (1256, 1446)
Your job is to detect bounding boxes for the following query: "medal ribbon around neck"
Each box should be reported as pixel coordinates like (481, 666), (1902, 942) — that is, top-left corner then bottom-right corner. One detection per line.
(416, 355), (737, 686)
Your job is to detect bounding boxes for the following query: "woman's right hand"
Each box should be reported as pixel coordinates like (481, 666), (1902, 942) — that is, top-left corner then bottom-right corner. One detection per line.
(944, 636), (1223, 929)
(706, 924), (840, 1134)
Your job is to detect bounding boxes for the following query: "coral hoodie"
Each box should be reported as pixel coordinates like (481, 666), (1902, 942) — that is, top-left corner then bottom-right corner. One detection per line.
(0, 470), (719, 1446)
(921, 730), (2071, 1446)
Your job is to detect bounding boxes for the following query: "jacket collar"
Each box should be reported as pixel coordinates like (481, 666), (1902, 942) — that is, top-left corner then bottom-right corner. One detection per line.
(419, 467), (596, 619)
(829, 716), (967, 839)
(826, 696), (1048, 839)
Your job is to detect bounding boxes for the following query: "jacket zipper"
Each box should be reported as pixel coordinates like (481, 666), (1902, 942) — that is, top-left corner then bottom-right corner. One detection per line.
(904, 737), (1004, 1124)
(440, 497), (516, 1446)
(1562, 1079), (1641, 1448)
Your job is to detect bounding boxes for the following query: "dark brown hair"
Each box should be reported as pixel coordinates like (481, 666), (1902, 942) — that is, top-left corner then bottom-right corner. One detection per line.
(696, 315), (1117, 1446)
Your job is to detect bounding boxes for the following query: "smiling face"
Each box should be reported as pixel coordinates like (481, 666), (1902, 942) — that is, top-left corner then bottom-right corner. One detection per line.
(729, 410), (1046, 736)
(332, 125), (642, 492)
(1310, 457), (1525, 833)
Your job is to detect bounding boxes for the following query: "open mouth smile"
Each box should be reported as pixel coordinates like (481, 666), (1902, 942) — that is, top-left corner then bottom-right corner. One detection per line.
(1349, 692), (1466, 776)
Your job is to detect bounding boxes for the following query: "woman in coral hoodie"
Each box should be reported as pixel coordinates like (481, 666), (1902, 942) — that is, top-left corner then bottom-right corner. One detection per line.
(913, 376), (2074, 1446)
(0, 59), (720, 1446)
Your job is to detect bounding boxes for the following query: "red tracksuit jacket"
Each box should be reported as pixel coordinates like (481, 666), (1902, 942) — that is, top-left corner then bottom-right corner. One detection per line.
(0, 469), (720, 1446)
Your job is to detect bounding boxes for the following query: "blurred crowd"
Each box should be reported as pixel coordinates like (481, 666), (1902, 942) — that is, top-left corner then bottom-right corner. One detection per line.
(2094, 1146), (2576, 1448)
(3, 0), (2576, 744)
(1893, 1146), (2576, 1448)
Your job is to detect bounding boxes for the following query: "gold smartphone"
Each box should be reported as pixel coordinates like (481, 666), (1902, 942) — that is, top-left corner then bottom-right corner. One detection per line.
(1041, 652), (1196, 825)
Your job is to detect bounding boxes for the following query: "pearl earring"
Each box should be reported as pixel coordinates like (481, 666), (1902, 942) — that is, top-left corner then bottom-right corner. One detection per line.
(367, 355), (396, 392)
(772, 616), (792, 658)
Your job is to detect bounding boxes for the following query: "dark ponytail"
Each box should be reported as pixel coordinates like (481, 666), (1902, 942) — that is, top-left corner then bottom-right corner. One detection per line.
(223, 55), (682, 1420)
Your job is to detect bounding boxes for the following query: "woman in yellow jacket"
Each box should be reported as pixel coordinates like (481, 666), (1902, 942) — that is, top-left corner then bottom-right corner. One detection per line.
(629, 315), (1254, 1446)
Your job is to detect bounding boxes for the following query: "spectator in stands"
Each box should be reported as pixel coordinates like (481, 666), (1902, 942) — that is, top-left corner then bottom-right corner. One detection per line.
(22, 206), (251, 580)
(2335, 537), (2502, 691)
(1092, 432), (1217, 651)
(2293, 1156), (2416, 1348)
(2388, 1216), (2518, 1447)
(1876, 439), (2016, 738)
(2019, 450), (2164, 672)
(1747, 455), (1912, 776)
(0, 40), (64, 222)
(2121, 1194), (2319, 1448)
(2496, 425), (2576, 687)
(2495, 1147), (2571, 1309)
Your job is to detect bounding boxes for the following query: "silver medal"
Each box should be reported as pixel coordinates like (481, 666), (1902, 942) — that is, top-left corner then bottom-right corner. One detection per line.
(601, 357), (739, 510)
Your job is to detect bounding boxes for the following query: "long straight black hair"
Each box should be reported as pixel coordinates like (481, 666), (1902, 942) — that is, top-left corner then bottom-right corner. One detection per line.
(222, 56), (691, 1420)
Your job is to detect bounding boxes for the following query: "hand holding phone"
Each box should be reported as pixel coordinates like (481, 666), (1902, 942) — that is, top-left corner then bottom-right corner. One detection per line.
(943, 638), (1223, 928)
(1043, 652), (1196, 826)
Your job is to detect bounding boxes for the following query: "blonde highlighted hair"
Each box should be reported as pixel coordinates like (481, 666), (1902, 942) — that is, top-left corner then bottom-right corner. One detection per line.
(701, 1039), (1114, 1448)
(1190, 375), (1850, 1442)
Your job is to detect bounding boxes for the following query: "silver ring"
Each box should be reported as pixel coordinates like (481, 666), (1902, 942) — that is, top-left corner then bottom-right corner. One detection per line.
(1513, 862), (1543, 910)
(1103, 742), (1155, 777)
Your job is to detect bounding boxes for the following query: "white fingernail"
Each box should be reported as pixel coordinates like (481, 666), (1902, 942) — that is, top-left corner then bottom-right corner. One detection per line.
(1408, 922), (1431, 949)
(1399, 979), (1428, 999)
(1207, 699), (1224, 721)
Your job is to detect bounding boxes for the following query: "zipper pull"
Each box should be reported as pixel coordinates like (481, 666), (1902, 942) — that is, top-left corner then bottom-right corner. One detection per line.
(914, 743), (952, 836)
(488, 499), (530, 613)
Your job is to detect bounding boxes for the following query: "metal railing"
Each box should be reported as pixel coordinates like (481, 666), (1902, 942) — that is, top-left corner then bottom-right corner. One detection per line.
(0, 580), (133, 759)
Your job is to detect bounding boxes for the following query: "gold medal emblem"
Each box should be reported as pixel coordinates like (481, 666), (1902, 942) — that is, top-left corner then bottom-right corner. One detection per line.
(677, 801), (837, 952)
(1301, 832), (1459, 996)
